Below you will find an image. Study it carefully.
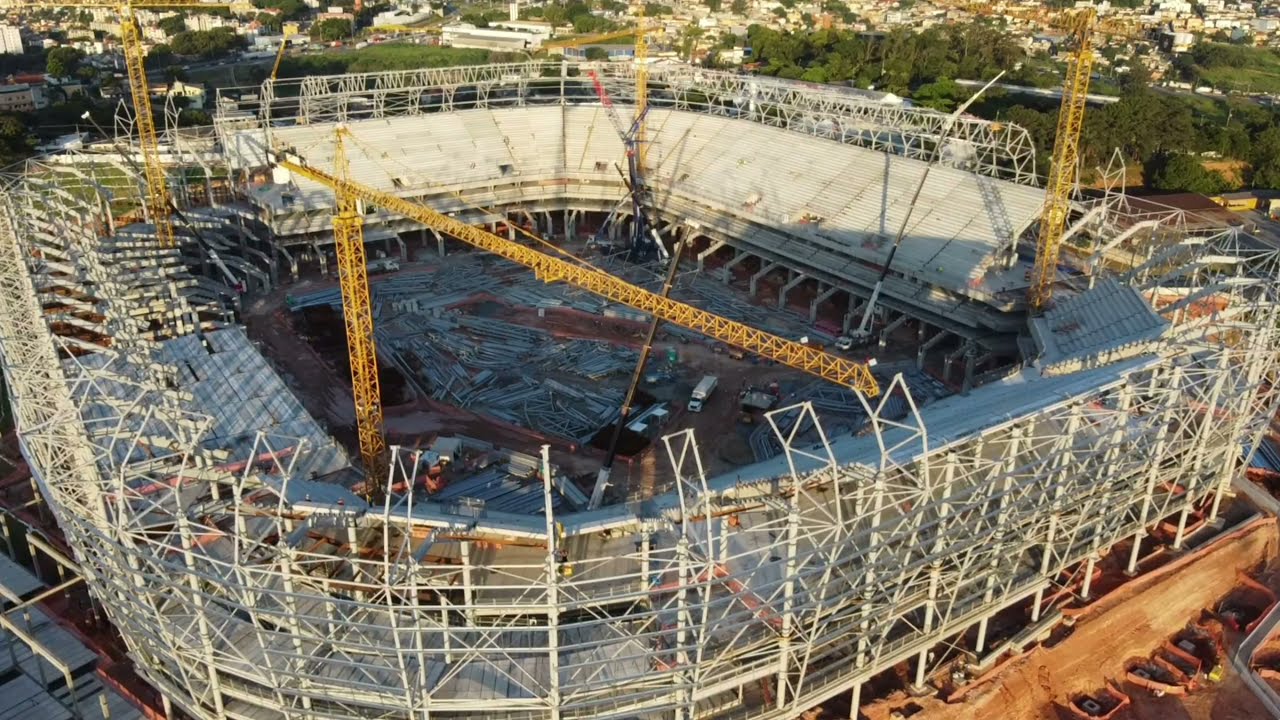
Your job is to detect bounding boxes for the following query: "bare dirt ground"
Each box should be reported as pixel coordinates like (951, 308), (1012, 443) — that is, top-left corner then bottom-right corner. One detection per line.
(858, 518), (1279, 720)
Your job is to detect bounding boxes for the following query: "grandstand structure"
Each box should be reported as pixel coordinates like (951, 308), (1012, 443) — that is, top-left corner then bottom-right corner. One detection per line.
(0, 61), (1276, 720)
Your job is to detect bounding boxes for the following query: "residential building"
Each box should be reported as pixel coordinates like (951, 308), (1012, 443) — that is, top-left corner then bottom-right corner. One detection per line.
(0, 25), (23, 55)
(0, 84), (47, 112)
(441, 24), (544, 51)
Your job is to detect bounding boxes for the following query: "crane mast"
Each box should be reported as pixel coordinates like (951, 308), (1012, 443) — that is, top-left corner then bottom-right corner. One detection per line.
(331, 128), (389, 497)
(1029, 9), (1096, 312)
(32, 1), (230, 248)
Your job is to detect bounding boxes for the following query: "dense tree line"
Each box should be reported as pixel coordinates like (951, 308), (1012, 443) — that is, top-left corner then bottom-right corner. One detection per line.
(167, 27), (245, 59)
(522, 2), (620, 34)
(311, 18), (354, 42)
(746, 24), (1022, 94)
(279, 44), (491, 77)
(746, 24), (1280, 191)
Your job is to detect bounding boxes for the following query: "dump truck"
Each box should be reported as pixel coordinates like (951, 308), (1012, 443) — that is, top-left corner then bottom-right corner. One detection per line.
(688, 375), (718, 412)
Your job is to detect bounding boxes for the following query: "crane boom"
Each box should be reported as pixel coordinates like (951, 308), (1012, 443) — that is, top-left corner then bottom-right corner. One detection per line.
(32, 0), (231, 249)
(332, 129), (388, 496)
(270, 25), (298, 83)
(1029, 9), (1096, 312)
(276, 157), (881, 396)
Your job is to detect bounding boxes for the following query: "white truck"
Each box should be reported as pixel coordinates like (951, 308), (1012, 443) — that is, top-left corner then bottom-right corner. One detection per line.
(687, 375), (718, 413)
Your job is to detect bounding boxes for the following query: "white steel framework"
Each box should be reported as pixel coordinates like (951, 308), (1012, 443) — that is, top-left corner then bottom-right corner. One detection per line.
(2, 83), (1280, 720)
(223, 61), (1038, 186)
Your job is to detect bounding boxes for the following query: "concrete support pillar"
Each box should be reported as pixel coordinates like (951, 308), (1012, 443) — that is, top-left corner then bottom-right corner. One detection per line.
(943, 340), (971, 384)
(721, 250), (749, 284)
(809, 284), (838, 323)
(963, 346), (979, 394)
(917, 320), (928, 343)
(543, 210), (554, 237)
(507, 224), (516, 241)
(778, 272), (808, 310)
(749, 261), (780, 297)
(843, 294), (864, 334)
(312, 241), (327, 277)
(848, 683), (861, 720)
(974, 616), (989, 654)
(697, 239), (726, 271)
(877, 313), (908, 349)
(395, 235), (407, 263)
(431, 228), (445, 257)
(1080, 553), (1098, 600)
(917, 330), (951, 370)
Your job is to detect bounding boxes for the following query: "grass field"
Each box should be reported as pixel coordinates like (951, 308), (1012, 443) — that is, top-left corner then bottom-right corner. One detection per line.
(1193, 45), (1280, 94)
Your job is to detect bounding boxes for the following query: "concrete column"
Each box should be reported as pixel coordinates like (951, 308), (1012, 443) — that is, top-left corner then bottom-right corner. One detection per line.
(543, 210), (554, 237)
(721, 250), (750, 284)
(809, 284), (838, 323)
(917, 330), (951, 370)
(917, 320), (928, 343)
(431, 227), (445, 257)
(963, 346), (979, 394)
(1080, 554), (1097, 600)
(877, 313), (908, 349)
(843, 294), (865, 334)
(848, 683), (861, 720)
(395, 235), (407, 263)
(778, 271), (808, 309)
(312, 241), (327, 277)
(943, 341), (971, 384)
(696, 238), (726, 271)
(507, 224), (516, 241)
(749, 261), (780, 297)
(975, 616), (989, 654)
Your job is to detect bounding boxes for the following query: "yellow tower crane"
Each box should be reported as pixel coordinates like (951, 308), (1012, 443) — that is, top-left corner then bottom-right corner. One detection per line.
(1028, 9), (1097, 312)
(27, 1), (229, 248)
(270, 24), (299, 83)
(634, 4), (648, 169)
(272, 154), (881, 397)
(330, 128), (388, 496)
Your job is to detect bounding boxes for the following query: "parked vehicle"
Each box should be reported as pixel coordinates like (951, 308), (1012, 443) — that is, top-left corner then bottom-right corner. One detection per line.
(688, 375), (718, 412)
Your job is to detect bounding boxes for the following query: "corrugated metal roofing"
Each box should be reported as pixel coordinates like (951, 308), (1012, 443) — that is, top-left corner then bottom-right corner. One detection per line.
(1029, 278), (1169, 369)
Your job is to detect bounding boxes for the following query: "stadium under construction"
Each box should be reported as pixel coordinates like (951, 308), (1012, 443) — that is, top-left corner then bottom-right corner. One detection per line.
(0, 61), (1277, 720)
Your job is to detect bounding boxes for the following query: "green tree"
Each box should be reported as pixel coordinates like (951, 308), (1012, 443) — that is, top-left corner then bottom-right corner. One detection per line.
(256, 12), (283, 32)
(158, 14), (188, 37)
(1249, 127), (1280, 190)
(148, 43), (174, 66)
(460, 12), (489, 27)
(46, 46), (83, 78)
(178, 108), (212, 126)
(706, 0), (722, 11)
(584, 46), (609, 61)
(644, 3), (673, 15)
(310, 18), (354, 42)
(253, 0), (307, 20)
(170, 28), (244, 58)
(911, 78), (962, 111)
(543, 3), (568, 25)
(731, 0), (747, 13)
(1145, 152), (1229, 194)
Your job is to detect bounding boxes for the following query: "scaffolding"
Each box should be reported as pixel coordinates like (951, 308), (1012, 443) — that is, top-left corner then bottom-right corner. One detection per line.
(1, 68), (1279, 720)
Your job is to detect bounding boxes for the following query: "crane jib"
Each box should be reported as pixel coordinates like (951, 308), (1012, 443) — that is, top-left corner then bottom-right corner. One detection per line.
(278, 159), (881, 397)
